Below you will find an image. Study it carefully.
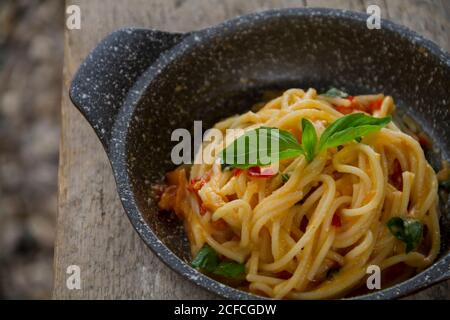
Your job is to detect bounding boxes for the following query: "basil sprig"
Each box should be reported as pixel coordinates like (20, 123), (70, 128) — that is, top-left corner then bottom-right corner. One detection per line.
(191, 245), (219, 272)
(191, 245), (245, 279)
(219, 113), (391, 168)
(301, 118), (318, 162)
(317, 113), (391, 151)
(322, 87), (349, 98)
(294, 113), (391, 162)
(387, 217), (423, 253)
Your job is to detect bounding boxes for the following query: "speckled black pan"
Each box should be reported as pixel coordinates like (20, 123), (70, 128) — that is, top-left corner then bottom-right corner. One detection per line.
(70, 8), (450, 299)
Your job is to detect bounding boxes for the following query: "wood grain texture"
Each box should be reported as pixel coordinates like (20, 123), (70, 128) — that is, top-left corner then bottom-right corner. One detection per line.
(54, 0), (450, 299)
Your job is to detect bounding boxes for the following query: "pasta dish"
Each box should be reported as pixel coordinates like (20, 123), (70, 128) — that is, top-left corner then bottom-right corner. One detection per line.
(158, 88), (440, 299)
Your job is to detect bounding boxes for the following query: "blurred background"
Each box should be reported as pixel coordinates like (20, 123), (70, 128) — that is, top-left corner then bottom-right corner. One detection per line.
(0, 0), (63, 299)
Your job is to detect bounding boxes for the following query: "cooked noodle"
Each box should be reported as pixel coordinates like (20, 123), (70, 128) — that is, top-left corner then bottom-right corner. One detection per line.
(158, 88), (440, 299)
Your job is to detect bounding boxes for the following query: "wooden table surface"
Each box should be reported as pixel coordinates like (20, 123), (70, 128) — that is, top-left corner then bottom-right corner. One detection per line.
(54, 0), (450, 299)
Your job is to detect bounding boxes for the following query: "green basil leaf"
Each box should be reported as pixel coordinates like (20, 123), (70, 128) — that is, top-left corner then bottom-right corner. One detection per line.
(213, 261), (246, 279)
(301, 118), (318, 162)
(281, 173), (290, 183)
(404, 219), (424, 253)
(387, 217), (423, 253)
(192, 246), (245, 279)
(322, 87), (349, 98)
(191, 245), (219, 272)
(219, 126), (303, 169)
(218, 112), (391, 167)
(321, 125), (384, 150)
(318, 113), (391, 151)
(387, 217), (407, 240)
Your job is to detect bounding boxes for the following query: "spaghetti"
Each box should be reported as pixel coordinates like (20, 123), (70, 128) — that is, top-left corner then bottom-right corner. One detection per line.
(158, 88), (440, 299)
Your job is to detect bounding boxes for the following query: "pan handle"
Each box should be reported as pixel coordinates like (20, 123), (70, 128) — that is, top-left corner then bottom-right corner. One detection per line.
(69, 28), (187, 153)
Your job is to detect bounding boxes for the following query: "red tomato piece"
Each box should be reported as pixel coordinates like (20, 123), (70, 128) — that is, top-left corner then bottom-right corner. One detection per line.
(368, 98), (383, 113)
(247, 166), (276, 178)
(335, 105), (353, 114)
(331, 213), (342, 228)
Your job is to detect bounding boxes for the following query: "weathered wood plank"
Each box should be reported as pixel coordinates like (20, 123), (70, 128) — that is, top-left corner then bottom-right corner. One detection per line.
(382, 0), (449, 52)
(55, 0), (449, 299)
(305, 0), (365, 11)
